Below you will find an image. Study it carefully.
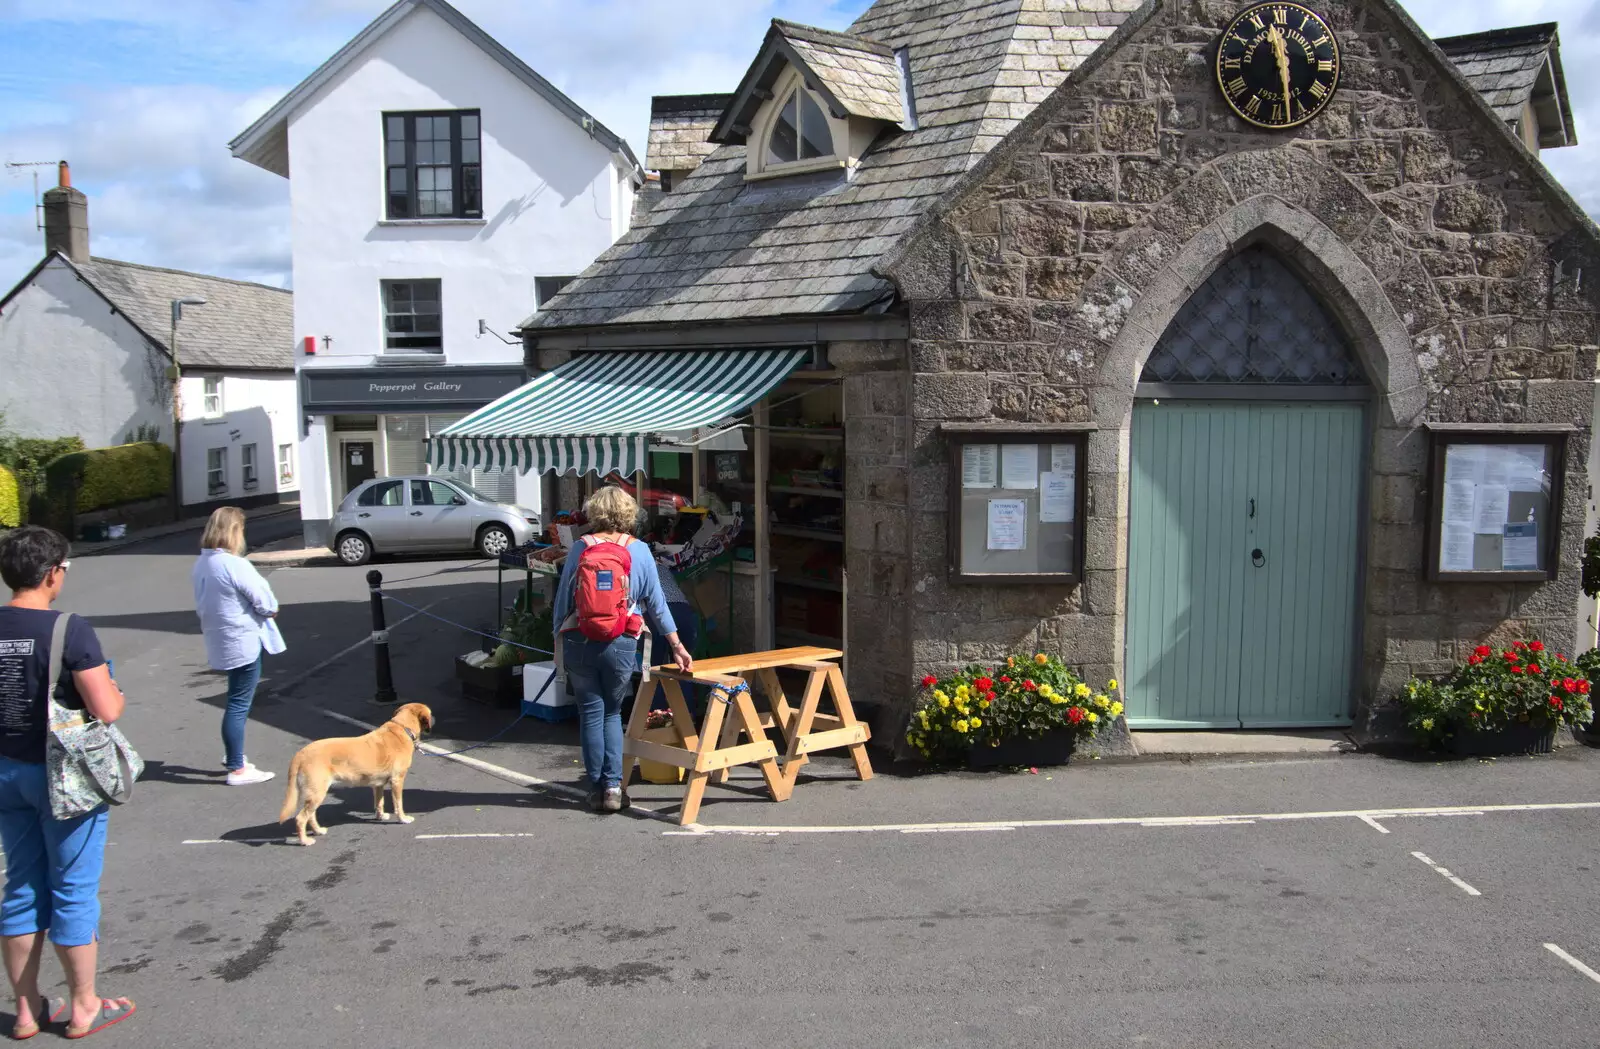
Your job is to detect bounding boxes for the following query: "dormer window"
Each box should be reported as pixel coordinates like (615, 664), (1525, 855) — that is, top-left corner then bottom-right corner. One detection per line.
(767, 87), (833, 166)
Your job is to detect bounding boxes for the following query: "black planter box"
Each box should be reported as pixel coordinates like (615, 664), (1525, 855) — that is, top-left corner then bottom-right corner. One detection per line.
(454, 655), (522, 709)
(1447, 719), (1557, 757)
(968, 728), (1076, 769)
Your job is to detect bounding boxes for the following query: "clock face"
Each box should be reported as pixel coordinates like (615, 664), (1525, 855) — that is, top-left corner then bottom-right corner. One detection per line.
(1215, 3), (1341, 130)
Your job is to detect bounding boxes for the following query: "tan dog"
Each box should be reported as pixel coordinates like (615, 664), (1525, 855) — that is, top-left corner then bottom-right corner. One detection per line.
(278, 703), (433, 846)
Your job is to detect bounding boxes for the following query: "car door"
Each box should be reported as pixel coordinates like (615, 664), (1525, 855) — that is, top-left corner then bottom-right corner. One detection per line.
(350, 479), (410, 550)
(406, 479), (476, 550)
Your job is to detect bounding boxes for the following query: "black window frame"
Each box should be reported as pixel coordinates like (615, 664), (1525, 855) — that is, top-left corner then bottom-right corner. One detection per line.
(534, 276), (577, 309)
(1423, 427), (1569, 584)
(381, 279), (443, 354)
(357, 480), (405, 508)
(384, 109), (482, 220)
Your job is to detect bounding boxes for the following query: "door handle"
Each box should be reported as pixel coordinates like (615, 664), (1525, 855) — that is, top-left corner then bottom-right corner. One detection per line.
(1252, 548), (1265, 567)
(1248, 499), (1256, 519)
(358, 513), (370, 519)
(410, 511), (423, 516)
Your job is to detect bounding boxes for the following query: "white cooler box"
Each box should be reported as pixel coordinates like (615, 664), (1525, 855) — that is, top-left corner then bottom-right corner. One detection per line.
(522, 660), (575, 722)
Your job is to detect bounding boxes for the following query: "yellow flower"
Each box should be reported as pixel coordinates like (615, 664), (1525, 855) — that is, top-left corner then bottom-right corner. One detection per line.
(955, 702), (969, 716)
(1110, 701), (1123, 717)
(1074, 683), (1091, 698)
(937, 694), (950, 709)
(1038, 684), (1055, 699)
(970, 717), (982, 729)
(1107, 678), (1119, 691)
(955, 684), (971, 699)
(1421, 717), (1434, 730)
(1034, 653), (1049, 666)
(1087, 711), (1099, 723)
(1094, 694), (1109, 709)
(954, 719), (969, 733)
(980, 698), (991, 708)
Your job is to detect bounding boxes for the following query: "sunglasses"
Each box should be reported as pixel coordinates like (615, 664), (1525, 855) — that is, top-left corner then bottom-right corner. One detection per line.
(54, 561), (71, 574)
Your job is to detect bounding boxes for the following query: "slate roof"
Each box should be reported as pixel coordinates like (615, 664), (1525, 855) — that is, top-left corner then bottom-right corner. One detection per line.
(526, 0), (1132, 332)
(74, 258), (293, 371)
(1437, 22), (1575, 148)
(776, 21), (907, 124)
(646, 95), (735, 173)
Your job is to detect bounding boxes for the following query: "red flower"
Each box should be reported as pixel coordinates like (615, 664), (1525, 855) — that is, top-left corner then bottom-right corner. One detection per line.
(985, 691), (996, 702)
(1504, 651), (1519, 661)
(1066, 706), (1085, 723)
(974, 677), (994, 692)
(1467, 655), (1483, 666)
(1510, 666), (1523, 675)
(1474, 645), (1492, 658)
(999, 676), (1012, 684)
(1530, 641), (1545, 652)
(1023, 680), (1038, 692)
(1580, 680), (1592, 695)
(1551, 696), (1565, 710)
(1564, 678), (1578, 693)
(1514, 641), (1527, 650)
(920, 675), (937, 689)
(1529, 665), (1542, 675)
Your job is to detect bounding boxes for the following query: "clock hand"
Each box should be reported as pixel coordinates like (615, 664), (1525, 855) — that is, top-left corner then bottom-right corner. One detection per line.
(1269, 25), (1293, 117)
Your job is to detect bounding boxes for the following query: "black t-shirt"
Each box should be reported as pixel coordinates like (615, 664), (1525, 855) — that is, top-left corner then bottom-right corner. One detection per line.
(0, 608), (103, 764)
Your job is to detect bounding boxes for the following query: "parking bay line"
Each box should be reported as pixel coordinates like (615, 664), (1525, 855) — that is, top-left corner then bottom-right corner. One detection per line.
(1409, 851), (1482, 896)
(1545, 943), (1600, 985)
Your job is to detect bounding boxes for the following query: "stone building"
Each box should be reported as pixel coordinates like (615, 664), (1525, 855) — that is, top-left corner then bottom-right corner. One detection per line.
(436, 0), (1594, 749)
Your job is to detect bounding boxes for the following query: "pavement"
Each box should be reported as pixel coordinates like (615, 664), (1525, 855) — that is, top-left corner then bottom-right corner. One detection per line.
(37, 527), (1600, 1047)
(73, 501), (302, 557)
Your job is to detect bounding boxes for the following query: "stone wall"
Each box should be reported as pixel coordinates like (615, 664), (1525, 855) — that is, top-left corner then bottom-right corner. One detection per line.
(881, 0), (1600, 737)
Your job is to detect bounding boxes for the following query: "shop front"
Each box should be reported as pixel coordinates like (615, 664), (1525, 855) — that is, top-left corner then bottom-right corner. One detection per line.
(295, 363), (529, 548)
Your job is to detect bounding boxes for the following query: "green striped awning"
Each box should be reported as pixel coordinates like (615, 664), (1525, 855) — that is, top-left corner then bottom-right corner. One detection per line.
(427, 347), (810, 476)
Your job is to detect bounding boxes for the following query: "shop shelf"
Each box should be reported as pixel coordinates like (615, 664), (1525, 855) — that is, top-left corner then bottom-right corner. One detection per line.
(775, 575), (843, 593)
(771, 525), (845, 543)
(769, 485), (845, 499)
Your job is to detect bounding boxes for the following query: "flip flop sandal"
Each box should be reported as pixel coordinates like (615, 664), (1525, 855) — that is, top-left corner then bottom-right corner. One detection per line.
(12, 997), (66, 1040)
(65, 1000), (134, 1040)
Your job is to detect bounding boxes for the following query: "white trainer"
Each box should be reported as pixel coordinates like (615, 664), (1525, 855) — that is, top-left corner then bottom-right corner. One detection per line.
(227, 766), (275, 786)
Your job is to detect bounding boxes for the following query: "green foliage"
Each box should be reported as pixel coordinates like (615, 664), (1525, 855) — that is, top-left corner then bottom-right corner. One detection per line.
(0, 431), (86, 513)
(122, 423), (162, 445)
(486, 588), (553, 668)
(0, 465), (18, 528)
(1397, 639), (1594, 748)
(44, 442), (172, 515)
(1584, 526), (1600, 600)
(905, 652), (1123, 764)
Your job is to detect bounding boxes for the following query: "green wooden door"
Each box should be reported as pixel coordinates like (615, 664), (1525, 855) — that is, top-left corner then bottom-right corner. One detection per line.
(1126, 401), (1363, 728)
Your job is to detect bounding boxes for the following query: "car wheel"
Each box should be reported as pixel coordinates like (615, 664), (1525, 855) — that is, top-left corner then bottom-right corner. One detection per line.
(478, 524), (513, 558)
(336, 531), (372, 566)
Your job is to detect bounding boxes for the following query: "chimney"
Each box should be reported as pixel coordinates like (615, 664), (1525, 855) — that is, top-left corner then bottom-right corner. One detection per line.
(43, 161), (89, 264)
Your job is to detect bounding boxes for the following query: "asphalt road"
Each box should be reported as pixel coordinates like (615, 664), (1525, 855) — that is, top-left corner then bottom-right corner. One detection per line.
(27, 521), (1600, 1047)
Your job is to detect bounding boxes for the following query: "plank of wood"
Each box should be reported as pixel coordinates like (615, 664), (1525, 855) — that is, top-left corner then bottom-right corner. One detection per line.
(626, 737), (696, 768)
(793, 724), (870, 755)
(650, 646), (843, 676)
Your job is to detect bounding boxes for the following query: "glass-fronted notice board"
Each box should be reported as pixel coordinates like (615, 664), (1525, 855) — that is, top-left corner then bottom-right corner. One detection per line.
(946, 429), (1087, 584)
(1426, 431), (1566, 582)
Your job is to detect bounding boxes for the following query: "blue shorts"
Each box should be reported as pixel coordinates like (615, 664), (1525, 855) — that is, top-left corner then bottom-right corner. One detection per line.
(0, 756), (107, 947)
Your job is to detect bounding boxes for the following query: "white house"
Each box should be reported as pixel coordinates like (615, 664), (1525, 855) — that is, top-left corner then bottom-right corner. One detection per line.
(228, 0), (641, 548)
(0, 164), (298, 513)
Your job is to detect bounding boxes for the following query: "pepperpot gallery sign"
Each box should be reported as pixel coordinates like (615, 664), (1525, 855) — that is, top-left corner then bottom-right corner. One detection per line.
(300, 365), (527, 413)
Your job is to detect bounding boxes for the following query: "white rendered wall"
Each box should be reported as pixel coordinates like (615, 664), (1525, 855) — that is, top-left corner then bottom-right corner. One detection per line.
(178, 372), (299, 507)
(0, 260), (172, 448)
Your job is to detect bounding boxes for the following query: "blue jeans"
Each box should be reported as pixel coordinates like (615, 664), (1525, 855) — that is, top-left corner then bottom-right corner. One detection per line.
(650, 602), (699, 714)
(563, 633), (639, 791)
(0, 757), (108, 947)
(224, 656), (262, 772)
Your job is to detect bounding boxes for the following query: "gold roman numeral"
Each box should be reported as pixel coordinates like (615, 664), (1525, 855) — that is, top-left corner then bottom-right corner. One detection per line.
(1270, 103), (1284, 123)
(1248, 13), (1265, 30)
(1223, 56), (1242, 70)
(1226, 76), (1248, 97)
(1308, 80), (1328, 101)
(1243, 95), (1263, 118)
(1311, 34), (1331, 47)
(1317, 59), (1334, 73)
(1271, 7), (1289, 23)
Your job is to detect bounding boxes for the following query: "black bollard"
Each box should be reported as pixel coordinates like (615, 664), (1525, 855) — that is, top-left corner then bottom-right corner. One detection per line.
(368, 569), (398, 705)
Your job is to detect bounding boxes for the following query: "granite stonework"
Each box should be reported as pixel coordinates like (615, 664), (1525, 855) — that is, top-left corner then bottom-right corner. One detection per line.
(868, 0), (1600, 746)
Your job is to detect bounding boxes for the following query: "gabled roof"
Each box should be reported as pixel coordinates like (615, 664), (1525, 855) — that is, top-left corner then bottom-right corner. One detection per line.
(647, 94), (735, 173)
(0, 254), (293, 371)
(528, 0), (1129, 332)
(1436, 22), (1575, 149)
(711, 20), (906, 146)
(228, 0), (639, 178)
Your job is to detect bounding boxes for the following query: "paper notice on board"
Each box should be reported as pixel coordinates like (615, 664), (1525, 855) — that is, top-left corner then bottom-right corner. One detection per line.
(1507, 447), (1546, 493)
(1050, 444), (1076, 474)
(1441, 525), (1476, 572)
(1001, 445), (1039, 490)
(1480, 446), (1511, 487)
(1502, 521), (1539, 570)
(1473, 484), (1509, 534)
(962, 444), (998, 489)
(1444, 445), (1485, 487)
(1040, 471), (1073, 523)
(1443, 481), (1477, 528)
(987, 499), (1027, 551)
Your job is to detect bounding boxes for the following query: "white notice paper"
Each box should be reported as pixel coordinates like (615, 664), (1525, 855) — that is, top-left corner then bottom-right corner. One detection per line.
(1480, 446), (1511, 488)
(1001, 444), (1039, 490)
(1473, 484), (1510, 534)
(1444, 445), (1485, 487)
(1040, 471), (1073, 523)
(1502, 521), (1539, 570)
(1051, 444), (1076, 474)
(1507, 447), (1547, 493)
(987, 499), (1027, 551)
(962, 444), (998, 489)
(1441, 525), (1476, 572)
(1443, 481), (1477, 528)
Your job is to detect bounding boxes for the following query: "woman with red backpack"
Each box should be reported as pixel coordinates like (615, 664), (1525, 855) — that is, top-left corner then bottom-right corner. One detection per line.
(552, 486), (694, 813)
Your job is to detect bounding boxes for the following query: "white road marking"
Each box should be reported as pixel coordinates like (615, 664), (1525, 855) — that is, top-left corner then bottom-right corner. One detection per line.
(673, 800), (1600, 837)
(1545, 943), (1600, 985)
(416, 833), (541, 840)
(312, 708), (674, 824)
(267, 599), (446, 697)
(1358, 814), (1390, 834)
(1410, 851), (1482, 896)
(899, 825), (1014, 834)
(182, 838), (286, 846)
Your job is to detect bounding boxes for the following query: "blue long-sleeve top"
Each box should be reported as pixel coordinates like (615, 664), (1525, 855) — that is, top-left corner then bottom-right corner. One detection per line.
(193, 548), (284, 671)
(552, 537), (678, 638)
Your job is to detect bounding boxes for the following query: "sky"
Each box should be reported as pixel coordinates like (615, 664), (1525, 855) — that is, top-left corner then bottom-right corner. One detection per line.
(0, 0), (1597, 294)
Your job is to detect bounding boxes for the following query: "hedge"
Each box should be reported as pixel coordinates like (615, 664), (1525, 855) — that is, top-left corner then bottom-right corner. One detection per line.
(0, 466), (17, 528)
(0, 435), (85, 509)
(44, 442), (172, 515)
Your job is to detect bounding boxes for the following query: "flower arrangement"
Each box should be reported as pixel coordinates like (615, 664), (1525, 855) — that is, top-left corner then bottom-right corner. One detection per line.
(644, 707), (674, 730)
(1398, 639), (1593, 748)
(905, 652), (1122, 764)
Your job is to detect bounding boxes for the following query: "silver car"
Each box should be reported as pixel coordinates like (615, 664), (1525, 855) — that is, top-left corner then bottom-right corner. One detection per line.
(331, 476), (539, 565)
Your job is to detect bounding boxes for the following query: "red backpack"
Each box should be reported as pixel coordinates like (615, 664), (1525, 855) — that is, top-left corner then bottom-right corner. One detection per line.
(572, 536), (644, 642)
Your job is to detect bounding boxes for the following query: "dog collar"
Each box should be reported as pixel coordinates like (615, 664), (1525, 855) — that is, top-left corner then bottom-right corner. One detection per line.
(389, 721), (420, 748)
